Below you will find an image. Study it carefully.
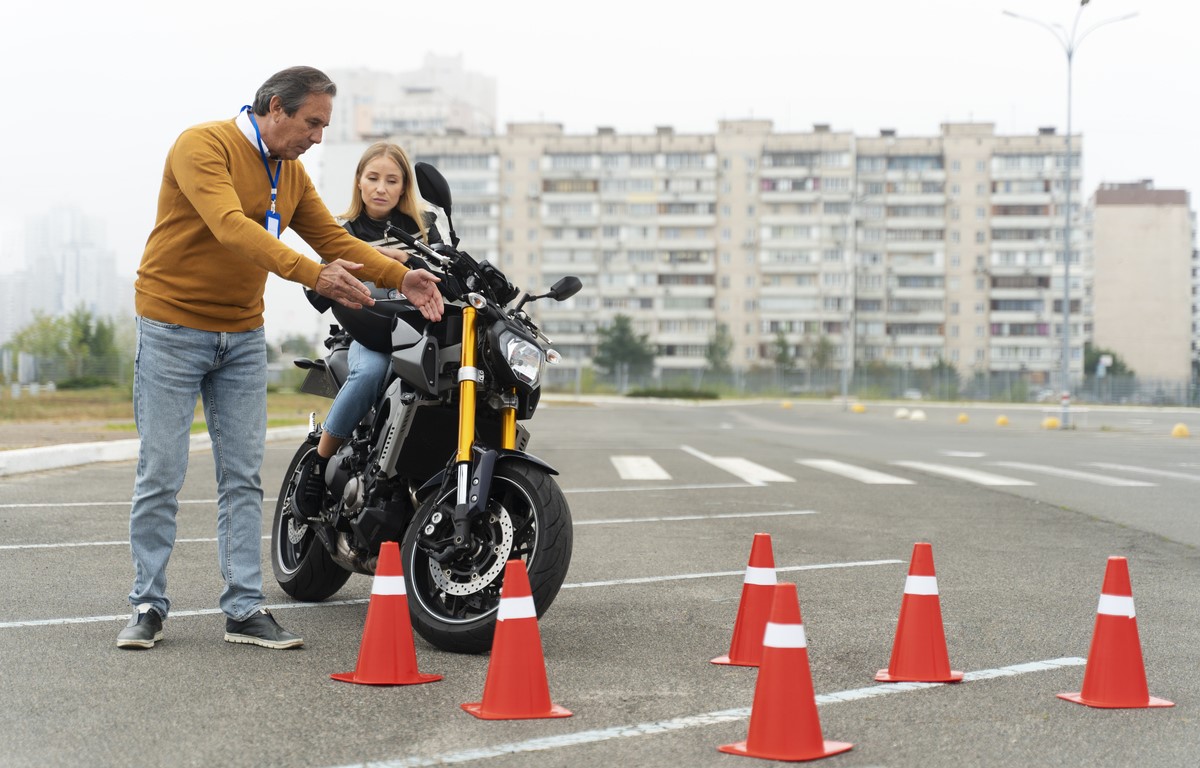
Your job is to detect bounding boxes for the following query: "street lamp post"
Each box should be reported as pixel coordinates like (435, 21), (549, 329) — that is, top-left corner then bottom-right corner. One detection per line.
(1003, 1), (1136, 428)
(839, 191), (865, 411)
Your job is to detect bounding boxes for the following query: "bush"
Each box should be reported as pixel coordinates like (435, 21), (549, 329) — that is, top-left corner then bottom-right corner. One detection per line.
(57, 376), (116, 390)
(626, 387), (720, 400)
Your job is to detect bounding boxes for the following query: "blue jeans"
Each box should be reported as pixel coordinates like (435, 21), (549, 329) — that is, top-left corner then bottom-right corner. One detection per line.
(322, 341), (390, 438)
(128, 316), (268, 621)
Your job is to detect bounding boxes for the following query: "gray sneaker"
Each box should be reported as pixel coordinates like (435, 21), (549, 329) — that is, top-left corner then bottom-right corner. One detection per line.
(117, 604), (164, 649)
(224, 608), (303, 650)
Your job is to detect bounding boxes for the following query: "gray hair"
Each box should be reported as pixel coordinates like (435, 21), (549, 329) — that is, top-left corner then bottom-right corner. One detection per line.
(252, 66), (337, 116)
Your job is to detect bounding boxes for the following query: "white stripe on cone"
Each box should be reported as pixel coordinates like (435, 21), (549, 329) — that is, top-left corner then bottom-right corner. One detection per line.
(497, 595), (537, 621)
(904, 575), (938, 595)
(762, 621), (807, 649)
(743, 565), (777, 586)
(1097, 594), (1135, 618)
(372, 575), (407, 595)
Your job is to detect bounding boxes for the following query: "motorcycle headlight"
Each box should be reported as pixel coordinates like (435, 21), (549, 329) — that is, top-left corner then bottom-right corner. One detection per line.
(499, 330), (545, 388)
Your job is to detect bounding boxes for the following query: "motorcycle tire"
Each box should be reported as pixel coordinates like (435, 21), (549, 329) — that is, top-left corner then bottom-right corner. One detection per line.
(270, 443), (351, 601)
(402, 459), (572, 654)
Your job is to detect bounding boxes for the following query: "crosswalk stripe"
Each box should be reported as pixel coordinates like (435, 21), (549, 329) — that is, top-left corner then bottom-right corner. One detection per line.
(681, 446), (794, 486)
(991, 462), (1155, 487)
(890, 461), (1034, 486)
(797, 459), (914, 485)
(1086, 462), (1200, 483)
(611, 455), (672, 480)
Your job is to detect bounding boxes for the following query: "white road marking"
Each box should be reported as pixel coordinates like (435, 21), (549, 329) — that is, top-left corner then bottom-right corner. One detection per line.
(0, 559), (901, 629)
(890, 461), (1035, 486)
(610, 455), (672, 480)
(566, 482), (751, 494)
(561, 560), (902, 589)
(1086, 462), (1200, 483)
(2, 511), (819, 552)
(681, 446), (794, 486)
(321, 657), (1086, 768)
(991, 462), (1155, 487)
(940, 450), (986, 458)
(798, 459), (915, 485)
(0, 498), (274, 510)
(576, 510), (818, 526)
(0, 536), (232, 551)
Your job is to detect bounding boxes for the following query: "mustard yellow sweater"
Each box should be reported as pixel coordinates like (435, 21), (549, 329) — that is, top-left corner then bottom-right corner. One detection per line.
(135, 118), (408, 331)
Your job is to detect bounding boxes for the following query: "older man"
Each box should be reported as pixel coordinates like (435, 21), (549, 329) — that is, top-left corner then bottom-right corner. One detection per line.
(119, 66), (443, 650)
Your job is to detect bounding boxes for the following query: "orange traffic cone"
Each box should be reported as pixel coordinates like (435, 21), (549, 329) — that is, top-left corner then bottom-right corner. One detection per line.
(1058, 556), (1174, 708)
(876, 542), (962, 683)
(713, 532), (777, 667)
(719, 583), (852, 762)
(331, 541), (442, 686)
(462, 560), (571, 719)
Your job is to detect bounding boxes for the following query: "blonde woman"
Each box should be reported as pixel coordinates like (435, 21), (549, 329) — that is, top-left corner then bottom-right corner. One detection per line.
(296, 142), (441, 515)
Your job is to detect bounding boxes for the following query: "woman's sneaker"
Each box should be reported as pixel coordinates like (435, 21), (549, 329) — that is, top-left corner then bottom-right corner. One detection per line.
(224, 608), (304, 650)
(117, 604), (164, 649)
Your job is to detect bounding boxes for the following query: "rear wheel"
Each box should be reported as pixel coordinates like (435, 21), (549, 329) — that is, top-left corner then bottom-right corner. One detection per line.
(401, 460), (572, 654)
(270, 444), (351, 601)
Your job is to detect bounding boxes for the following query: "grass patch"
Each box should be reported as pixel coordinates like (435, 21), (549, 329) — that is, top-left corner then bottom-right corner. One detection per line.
(626, 387), (720, 400)
(1, 387), (332, 426)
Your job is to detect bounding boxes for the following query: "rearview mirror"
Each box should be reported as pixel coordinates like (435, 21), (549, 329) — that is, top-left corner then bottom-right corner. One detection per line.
(546, 276), (582, 301)
(414, 162), (453, 215)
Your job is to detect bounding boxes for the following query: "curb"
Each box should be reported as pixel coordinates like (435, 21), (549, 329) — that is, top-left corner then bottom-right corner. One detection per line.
(0, 426), (310, 478)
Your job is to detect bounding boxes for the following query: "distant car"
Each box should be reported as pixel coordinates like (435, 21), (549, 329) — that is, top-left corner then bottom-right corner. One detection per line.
(901, 389), (923, 400)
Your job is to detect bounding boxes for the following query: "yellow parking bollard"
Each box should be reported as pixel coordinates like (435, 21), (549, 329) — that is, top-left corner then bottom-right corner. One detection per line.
(851, 403), (867, 414)
(1042, 417), (1060, 430)
(995, 415), (1009, 427)
(957, 413), (969, 424)
(1171, 423), (1190, 438)
(781, 400), (793, 410)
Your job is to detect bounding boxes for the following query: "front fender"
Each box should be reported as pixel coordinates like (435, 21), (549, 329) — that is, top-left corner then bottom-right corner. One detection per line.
(417, 446), (558, 497)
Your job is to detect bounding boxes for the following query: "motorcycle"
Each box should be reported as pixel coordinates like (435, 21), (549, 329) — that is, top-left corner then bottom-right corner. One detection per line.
(271, 162), (581, 654)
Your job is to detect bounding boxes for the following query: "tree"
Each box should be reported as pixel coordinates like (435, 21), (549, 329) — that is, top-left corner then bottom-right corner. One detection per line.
(772, 332), (793, 372)
(928, 357), (960, 401)
(7, 312), (68, 360)
(5, 307), (124, 385)
(279, 334), (317, 359)
(593, 315), (655, 388)
(1084, 342), (1133, 377)
(65, 306), (120, 380)
(705, 323), (734, 376)
(811, 335), (834, 372)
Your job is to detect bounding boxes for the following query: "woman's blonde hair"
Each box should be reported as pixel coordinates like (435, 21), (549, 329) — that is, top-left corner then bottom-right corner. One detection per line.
(341, 141), (429, 242)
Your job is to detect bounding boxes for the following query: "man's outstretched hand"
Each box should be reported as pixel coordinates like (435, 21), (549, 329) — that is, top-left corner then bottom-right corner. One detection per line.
(402, 268), (444, 321)
(314, 260), (374, 309)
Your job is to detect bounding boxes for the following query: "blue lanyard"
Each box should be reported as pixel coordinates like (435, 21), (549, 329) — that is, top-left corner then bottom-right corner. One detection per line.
(241, 105), (281, 213)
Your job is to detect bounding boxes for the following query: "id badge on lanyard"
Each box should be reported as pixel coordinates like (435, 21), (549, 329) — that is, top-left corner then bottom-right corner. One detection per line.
(242, 105), (282, 239)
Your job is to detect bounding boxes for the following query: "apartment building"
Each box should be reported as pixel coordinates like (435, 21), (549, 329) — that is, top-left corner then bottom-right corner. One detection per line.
(327, 56), (497, 142)
(319, 121), (1089, 387)
(1089, 181), (1194, 382)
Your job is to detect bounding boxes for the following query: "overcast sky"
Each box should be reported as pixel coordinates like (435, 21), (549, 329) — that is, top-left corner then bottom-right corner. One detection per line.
(1, 0), (1194, 336)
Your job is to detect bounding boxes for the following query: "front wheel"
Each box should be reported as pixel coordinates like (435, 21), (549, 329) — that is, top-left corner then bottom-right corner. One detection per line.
(402, 460), (572, 654)
(270, 443), (351, 601)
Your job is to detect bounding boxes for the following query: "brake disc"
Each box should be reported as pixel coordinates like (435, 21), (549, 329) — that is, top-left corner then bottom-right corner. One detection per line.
(428, 507), (514, 596)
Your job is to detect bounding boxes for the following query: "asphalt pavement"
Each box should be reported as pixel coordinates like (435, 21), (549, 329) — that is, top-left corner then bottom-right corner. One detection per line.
(0, 399), (1197, 767)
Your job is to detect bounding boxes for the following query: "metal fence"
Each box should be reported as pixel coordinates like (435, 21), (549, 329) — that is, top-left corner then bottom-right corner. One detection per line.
(543, 365), (1200, 407)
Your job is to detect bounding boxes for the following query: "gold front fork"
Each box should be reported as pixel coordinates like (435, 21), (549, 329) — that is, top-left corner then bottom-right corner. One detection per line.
(458, 304), (518, 455)
(456, 306), (478, 464)
(456, 307), (517, 513)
